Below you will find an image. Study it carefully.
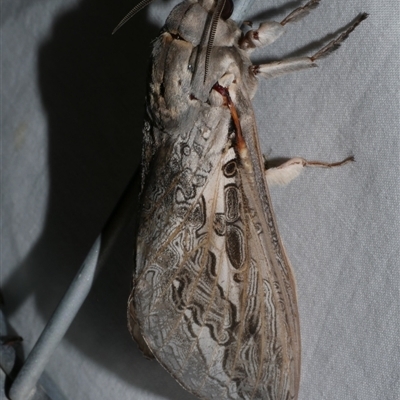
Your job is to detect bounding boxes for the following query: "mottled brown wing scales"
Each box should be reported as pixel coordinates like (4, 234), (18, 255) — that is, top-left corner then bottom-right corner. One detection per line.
(131, 136), (298, 399)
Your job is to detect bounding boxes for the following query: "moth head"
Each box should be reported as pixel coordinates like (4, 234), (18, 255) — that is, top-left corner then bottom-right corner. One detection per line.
(113, 0), (234, 35)
(113, 0), (237, 95)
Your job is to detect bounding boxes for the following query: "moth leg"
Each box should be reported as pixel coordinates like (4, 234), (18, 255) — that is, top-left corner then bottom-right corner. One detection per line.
(265, 156), (354, 186)
(251, 12), (368, 79)
(239, 0), (320, 51)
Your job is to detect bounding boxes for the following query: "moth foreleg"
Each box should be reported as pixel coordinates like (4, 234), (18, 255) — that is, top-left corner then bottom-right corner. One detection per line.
(251, 12), (368, 80)
(265, 156), (354, 186)
(239, 21), (286, 51)
(251, 57), (317, 80)
(280, 0), (321, 26)
(308, 13), (368, 61)
(239, 0), (320, 51)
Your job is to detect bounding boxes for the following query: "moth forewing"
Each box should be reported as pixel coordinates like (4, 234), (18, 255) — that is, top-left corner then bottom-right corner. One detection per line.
(114, 0), (367, 399)
(233, 94), (301, 396)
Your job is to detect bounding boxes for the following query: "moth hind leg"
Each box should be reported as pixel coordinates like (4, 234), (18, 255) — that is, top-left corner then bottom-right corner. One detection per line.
(251, 13), (368, 80)
(264, 156), (354, 186)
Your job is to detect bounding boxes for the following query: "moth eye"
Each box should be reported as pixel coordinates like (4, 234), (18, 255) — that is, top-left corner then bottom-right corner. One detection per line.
(223, 160), (237, 177)
(221, 0), (234, 20)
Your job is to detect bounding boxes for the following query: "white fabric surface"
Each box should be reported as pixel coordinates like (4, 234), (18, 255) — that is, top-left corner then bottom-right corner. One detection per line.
(1, 0), (399, 399)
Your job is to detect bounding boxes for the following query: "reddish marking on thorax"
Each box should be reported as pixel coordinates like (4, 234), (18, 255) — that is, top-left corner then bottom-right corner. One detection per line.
(212, 82), (246, 152)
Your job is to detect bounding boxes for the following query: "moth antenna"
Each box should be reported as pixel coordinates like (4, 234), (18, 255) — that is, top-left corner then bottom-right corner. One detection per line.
(204, 0), (226, 83)
(112, 0), (156, 34)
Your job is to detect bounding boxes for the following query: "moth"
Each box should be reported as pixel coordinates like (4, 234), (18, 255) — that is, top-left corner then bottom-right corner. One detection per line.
(114, 1), (367, 399)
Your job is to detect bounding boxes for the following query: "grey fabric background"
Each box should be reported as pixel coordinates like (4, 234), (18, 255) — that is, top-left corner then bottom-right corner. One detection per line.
(1, 0), (399, 399)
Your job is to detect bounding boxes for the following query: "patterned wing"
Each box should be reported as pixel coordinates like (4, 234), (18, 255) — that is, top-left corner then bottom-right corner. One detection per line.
(129, 108), (300, 399)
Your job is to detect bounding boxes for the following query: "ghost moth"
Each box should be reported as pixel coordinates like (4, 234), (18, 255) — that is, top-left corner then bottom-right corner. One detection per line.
(114, 1), (367, 399)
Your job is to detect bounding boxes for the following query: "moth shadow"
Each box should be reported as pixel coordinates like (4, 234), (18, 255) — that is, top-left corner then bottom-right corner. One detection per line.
(2, 0), (194, 399)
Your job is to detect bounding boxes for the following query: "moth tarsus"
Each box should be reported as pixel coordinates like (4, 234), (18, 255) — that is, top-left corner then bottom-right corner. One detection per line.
(280, 0), (321, 26)
(310, 12), (369, 61)
(115, 1), (367, 399)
